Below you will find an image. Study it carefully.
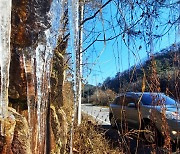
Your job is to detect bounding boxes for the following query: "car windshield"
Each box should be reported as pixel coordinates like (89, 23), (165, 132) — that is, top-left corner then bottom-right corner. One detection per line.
(140, 93), (177, 106)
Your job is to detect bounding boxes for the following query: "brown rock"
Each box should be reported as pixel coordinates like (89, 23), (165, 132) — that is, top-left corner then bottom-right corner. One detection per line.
(0, 113), (16, 154)
(10, 108), (31, 154)
(50, 105), (68, 154)
(9, 52), (27, 101)
(0, 108), (31, 154)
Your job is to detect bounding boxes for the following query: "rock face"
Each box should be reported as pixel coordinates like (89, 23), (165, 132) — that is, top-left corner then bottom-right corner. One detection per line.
(9, 52), (27, 101)
(9, 0), (52, 101)
(50, 106), (68, 154)
(50, 23), (69, 154)
(11, 0), (51, 48)
(1, 0), (70, 153)
(0, 108), (31, 154)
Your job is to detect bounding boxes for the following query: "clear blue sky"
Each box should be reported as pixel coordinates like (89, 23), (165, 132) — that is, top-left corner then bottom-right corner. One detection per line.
(80, 1), (180, 85)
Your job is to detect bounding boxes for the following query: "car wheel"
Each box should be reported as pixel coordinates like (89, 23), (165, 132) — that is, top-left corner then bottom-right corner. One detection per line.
(143, 122), (158, 144)
(109, 114), (116, 129)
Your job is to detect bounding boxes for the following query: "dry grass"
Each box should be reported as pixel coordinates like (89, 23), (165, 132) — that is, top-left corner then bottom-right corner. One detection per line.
(70, 115), (123, 154)
(62, 82), (122, 153)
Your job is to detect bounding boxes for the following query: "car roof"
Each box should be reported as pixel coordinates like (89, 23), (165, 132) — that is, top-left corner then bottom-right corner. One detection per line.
(117, 92), (165, 97)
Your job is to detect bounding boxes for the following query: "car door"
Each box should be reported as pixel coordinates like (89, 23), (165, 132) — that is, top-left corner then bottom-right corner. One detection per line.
(110, 95), (126, 123)
(125, 95), (140, 129)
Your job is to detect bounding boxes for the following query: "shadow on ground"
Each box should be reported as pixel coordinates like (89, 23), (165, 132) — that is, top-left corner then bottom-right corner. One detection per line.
(99, 125), (179, 154)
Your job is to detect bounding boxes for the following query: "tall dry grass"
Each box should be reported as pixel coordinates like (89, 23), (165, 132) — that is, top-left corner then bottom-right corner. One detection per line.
(69, 115), (123, 154)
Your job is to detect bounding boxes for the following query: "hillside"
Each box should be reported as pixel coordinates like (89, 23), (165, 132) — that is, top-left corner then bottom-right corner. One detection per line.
(101, 43), (180, 99)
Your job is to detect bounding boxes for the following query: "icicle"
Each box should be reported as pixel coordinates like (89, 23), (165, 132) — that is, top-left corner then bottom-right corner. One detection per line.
(20, 0), (65, 153)
(35, 31), (53, 154)
(68, 0), (79, 152)
(22, 47), (37, 153)
(36, 34), (46, 153)
(34, 0), (65, 152)
(22, 42), (52, 154)
(68, 0), (79, 113)
(0, 0), (12, 135)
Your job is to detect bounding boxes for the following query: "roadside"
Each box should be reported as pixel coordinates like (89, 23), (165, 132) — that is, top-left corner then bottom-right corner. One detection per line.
(71, 114), (123, 154)
(81, 104), (179, 154)
(81, 104), (110, 125)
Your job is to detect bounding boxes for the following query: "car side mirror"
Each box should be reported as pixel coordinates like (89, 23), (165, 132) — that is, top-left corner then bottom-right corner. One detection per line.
(128, 102), (136, 108)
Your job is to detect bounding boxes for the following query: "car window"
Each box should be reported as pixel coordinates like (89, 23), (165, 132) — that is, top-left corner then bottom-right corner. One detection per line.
(113, 95), (126, 105)
(141, 93), (177, 106)
(125, 96), (136, 106)
(113, 97), (120, 105)
(113, 95), (137, 106)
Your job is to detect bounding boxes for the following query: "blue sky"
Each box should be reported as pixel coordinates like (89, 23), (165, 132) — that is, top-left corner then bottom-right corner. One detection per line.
(77, 1), (180, 85)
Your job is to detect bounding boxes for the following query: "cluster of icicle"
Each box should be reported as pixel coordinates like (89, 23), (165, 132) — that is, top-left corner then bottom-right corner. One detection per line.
(0, 0), (68, 153)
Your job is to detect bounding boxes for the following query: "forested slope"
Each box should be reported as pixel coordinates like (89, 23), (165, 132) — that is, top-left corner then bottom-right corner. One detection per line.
(102, 43), (180, 99)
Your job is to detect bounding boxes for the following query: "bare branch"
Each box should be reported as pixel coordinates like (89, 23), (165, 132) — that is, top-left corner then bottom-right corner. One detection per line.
(81, 0), (113, 25)
(82, 33), (101, 53)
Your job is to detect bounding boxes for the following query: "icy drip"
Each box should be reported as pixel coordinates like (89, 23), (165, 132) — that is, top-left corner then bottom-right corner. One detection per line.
(22, 0), (63, 152)
(68, 0), (79, 152)
(22, 48), (37, 153)
(34, 0), (65, 151)
(69, 0), (79, 109)
(36, 31), (52, 154)
(22, 40), (52, 154)
(36, 35), (46, 153)
(0, 0), (12, 135)
(19, 0), (66, 153)
(72, 0), (79, 121)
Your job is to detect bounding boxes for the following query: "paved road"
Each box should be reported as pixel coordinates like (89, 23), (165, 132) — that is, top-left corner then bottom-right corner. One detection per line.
(81, 104), (179, 154)
(81, 104), (110, 125)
